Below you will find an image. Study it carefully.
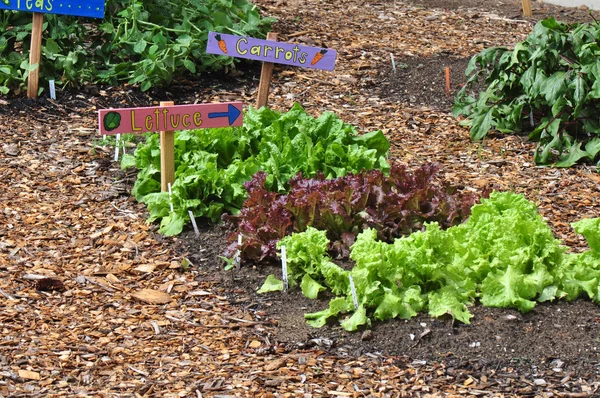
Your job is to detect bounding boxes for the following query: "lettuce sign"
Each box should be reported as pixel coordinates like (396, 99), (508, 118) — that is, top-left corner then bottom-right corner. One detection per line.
(0, 0), (105, 18)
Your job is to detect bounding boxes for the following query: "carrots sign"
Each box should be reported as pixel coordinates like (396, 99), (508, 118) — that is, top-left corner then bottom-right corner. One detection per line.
(206, 32), (337, 71)
(0, 0), (105, 18)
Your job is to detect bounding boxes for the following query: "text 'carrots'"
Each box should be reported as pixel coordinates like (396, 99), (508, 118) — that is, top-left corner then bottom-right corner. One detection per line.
(311, 49), (327, 66)
(215, 34), (228, 54)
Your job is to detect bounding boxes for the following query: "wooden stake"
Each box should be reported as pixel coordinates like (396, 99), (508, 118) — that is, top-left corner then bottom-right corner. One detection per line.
(160, 101), (175, 192)
(445, 67), (451, 96)
(256, 32), (278, 109)
(521, 0), (532, 17)
(27, 13), (44, 99)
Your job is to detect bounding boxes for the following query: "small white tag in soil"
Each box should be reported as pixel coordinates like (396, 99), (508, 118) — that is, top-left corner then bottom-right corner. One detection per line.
(188, 210), (199, 236)
(114, 134), (121, 161)
(349, 274), (359, 310)
(168, 182), (174, 213)
(281, 245), (288, 293)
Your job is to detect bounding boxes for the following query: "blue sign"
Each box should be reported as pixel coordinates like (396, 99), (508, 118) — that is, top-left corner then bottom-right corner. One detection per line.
(0, 0), (105, 19)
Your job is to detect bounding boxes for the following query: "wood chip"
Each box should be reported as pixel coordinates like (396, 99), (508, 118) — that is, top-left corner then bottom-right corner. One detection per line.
(131, 289), (172, 304)
(18, 370), (40, 380)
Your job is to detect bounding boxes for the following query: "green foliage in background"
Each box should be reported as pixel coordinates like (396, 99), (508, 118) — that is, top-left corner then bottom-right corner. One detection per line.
(0, 0), (275, 94)
(454, 17), (600, 167)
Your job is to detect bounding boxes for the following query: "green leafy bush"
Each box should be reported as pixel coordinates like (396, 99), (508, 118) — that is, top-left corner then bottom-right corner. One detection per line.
(260, 192), (600, 331)
(454, 17), (600, 167)
(0, 0), (275, 94)
(123, 103), (390, 236)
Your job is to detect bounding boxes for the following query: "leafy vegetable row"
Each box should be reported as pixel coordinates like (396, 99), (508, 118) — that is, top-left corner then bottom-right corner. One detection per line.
(454, 17), (600, 167)
(122, 103), (390, 235)
(223, 163), (479, 264)
(259, 192), (600, 331)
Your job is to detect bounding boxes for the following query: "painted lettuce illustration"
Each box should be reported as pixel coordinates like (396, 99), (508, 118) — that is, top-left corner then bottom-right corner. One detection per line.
(103, 111), (121, 132)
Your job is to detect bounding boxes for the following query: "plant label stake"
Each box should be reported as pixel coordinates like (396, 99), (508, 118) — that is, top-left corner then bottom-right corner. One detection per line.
(280, 245), (288, 293)
(114, 134), (121, 162)
(390, 52), (397, 73)
(167, 182), (174, 213)
(49, 80), (56, 100)
(256, 32), (278, 109)
(348, 274), (359, 310)
(98, 101), (243, 193)
(235, 234), (242, 269)
(188, 210), (200, 237)
(445, 67), (451, 96)
(206, 31), (337, 108)
(0, 1), (106, 99)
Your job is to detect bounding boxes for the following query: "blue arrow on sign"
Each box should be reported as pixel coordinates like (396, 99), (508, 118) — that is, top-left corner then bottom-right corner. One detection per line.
(208, 104), (242, 125)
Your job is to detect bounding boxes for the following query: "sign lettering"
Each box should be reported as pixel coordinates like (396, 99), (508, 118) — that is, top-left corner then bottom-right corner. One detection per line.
(98, 102), (243, 135)
(206, 32), (337, 71)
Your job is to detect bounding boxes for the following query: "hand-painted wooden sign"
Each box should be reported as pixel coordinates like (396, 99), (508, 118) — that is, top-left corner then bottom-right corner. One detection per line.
(98, 102), (243, 135)
(206, 32), (337, 71)
(0, 0), (105, 18)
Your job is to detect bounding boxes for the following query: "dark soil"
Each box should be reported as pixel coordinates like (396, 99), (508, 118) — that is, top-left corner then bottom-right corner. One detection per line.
(376, 55), (471, 110)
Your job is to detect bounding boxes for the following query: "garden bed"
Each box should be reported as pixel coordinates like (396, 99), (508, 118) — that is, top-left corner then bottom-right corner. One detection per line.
(2, 0), (600, 395)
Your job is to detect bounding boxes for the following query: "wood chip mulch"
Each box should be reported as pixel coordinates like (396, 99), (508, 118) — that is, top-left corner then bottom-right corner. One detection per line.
(1, 0), (600, 396)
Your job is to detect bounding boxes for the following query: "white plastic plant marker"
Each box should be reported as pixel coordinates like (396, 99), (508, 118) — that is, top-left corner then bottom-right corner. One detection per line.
(349, 274), (359, 310)
(235, 233), (242, 268)
(281, 245), (288, 292)
(188, 210), (199, 236)
(390, 53), (397, 73)
(167, 182), (174, 213)
(114, 134), (121, 161)
(530, 110), (534, 127)
(49, 80), (56, 100)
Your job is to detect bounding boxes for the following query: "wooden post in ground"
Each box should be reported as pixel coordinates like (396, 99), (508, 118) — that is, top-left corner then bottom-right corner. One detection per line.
(27, 12), (44, 99)
(160, 101), (175, 192)
(256, 32), (278, 109)
(521, 0), (532, 17)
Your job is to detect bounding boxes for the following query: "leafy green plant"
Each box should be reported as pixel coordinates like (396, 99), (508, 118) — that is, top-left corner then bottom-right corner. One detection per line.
(454, 17), (600, 167)
(223, 163), (480, 264)
(123, 103), (390, 236)
(260, 192), (600, 331)
(0, 0), (275, 94)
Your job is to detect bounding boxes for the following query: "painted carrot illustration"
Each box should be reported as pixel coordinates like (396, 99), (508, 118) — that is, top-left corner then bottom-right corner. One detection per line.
(215, 34), (227, 54)
(311, 49), (327, 66)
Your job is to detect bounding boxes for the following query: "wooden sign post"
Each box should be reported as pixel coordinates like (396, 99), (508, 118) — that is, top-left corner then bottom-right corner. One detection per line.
(256, 32), (278, 109)
(27, 13), (44, 99)
(160, 101), (175, 191)
(0, 0), (106, 98)
(522, 0), (532, 17)
(98, 101), (244, 192)
(206, 31), (337, 108)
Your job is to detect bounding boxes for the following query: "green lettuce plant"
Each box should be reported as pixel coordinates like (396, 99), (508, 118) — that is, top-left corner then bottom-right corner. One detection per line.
(122, 103), (390, 235)
(260, 192), (600, 331)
